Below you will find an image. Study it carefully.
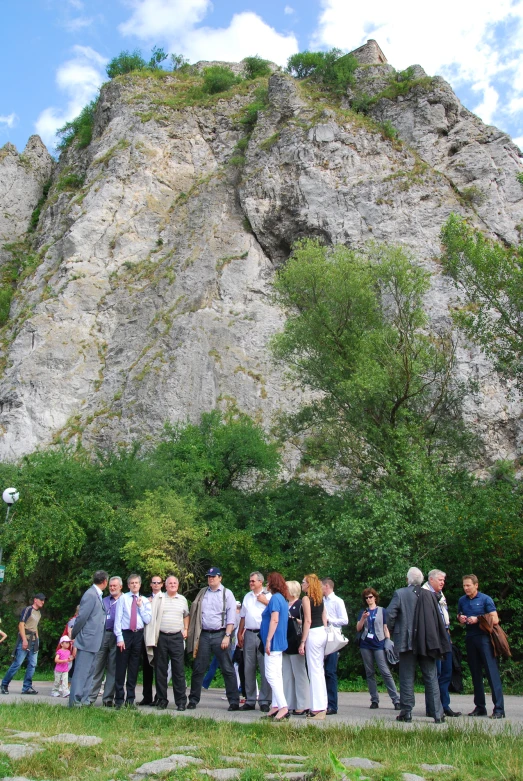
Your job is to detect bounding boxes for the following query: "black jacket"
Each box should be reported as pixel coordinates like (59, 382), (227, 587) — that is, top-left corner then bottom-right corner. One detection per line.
(412, 587), (451, 659)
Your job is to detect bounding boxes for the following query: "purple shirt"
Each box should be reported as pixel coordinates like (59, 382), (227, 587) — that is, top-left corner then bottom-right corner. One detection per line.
(201, 585), (237, 630)
(103, 595), (120, 631)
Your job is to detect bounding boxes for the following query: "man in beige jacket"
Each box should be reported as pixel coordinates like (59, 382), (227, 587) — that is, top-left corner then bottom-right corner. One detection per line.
(146, 575), (189, 710)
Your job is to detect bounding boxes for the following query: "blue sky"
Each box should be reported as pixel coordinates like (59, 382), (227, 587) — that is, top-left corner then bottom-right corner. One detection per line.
(2, 0), (523, 153)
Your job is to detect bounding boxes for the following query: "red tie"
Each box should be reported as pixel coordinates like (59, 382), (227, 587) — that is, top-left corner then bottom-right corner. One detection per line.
(130, 595), (138, 631)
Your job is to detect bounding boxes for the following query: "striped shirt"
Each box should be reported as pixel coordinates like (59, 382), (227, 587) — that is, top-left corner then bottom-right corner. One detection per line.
(159, 593), (189, 633)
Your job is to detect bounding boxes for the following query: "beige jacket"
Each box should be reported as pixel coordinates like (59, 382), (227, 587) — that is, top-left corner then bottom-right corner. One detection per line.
(145, 592), (189, 663)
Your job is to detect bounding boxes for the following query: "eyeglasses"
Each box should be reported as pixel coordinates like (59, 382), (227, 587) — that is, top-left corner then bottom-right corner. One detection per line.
(151, 581), (162, 585)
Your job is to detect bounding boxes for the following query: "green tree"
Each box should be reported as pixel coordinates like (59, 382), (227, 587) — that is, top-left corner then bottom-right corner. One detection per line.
(271, 239), (471, 485)
(286, 49), (358, 93)
(441, 213), (523, 390)
(243, 55), (271, 79)
(106, 49), (147, 78)
(202, 65), (241, 95)
(122, 489), (203, 590)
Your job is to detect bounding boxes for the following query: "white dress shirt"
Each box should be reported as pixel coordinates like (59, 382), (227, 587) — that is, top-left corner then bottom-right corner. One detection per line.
(324, 592), (348, 627)
(240, 589), (269, 630)
(114, 591), (152, 643)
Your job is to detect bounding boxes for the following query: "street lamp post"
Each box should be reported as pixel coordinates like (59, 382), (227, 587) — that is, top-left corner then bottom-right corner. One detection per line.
(1, 488), (19, 580)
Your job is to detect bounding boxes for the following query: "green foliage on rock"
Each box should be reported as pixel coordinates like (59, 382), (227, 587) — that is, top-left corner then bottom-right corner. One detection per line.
(202, 65), (242, 95)
(441, 213), (523, 390)
(106, 49), (147, 78)
(286, 48), (358, 94)
(56, 99), (98, 151)
(243, 55), (272, 80)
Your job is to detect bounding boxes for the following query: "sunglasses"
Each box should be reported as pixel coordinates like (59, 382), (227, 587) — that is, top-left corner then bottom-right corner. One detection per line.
(365, 595), (375, 600)
(151, 581), (162, 585)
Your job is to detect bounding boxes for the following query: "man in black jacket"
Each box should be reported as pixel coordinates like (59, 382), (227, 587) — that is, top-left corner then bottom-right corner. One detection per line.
(387, 567), (450, 723)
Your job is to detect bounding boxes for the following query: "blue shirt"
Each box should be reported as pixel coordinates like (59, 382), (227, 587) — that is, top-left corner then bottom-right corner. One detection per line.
(260, 593), (288, 652)
(358, 607), (387, 650)
(114, 592), (152, 643)
(201, 585), (237, 630)
(458, 591), (496, 636)
(103, 595), (120, 631)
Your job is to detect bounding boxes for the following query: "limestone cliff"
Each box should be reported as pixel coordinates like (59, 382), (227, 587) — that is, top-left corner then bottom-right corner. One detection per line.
(0, 51), (522, 466)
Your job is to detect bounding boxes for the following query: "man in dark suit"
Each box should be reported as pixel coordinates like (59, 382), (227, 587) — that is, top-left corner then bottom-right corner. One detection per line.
(387, 567), (447, 723)
(69, 570), (109, 707)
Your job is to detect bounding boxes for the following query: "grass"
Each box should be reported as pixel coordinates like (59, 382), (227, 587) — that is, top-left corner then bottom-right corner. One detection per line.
(0, 703), (521, 781)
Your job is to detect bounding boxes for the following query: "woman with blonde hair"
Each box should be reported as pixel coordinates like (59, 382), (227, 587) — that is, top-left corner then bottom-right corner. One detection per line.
(299, 573), (328, 719)
(282, 580), (310, 715)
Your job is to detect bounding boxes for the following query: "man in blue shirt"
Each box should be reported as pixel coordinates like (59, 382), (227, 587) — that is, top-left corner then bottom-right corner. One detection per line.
(114, 574), (152, 709)
(458, 574), (505, 718)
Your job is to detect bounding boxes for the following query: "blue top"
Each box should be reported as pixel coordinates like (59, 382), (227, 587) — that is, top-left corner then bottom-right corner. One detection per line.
(458, 591), (496, 636)
(103, 595), (119, 631)
(260, 593), (288, 652)
(358, 607), (387, 650)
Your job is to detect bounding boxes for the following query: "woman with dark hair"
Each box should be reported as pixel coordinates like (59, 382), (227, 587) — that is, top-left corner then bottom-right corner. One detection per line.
(299, 573), (328, 720)
(259, 572), (290, 721)
(356, 587), (400, 710)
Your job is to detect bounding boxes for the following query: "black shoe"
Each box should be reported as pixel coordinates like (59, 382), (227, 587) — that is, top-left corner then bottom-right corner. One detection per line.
(228, 703), (240, 711)
(444, 708), (462, 717)
(490, 711), (506, 719)
(240, 703), (255, 711)
(468, 707), (488, 717)
(115, 702), (124, 710)
(394, 702), (402, 710)
(1, 685), (8, 695)
(177, 704), (186, 711)
(259, 704), (270, 712)
(187, 702), (197, 710)
(326, 708), (338, 715)
(103, 701), (114, 707)
(138, 698), (153, 706)
(396, 711), (412, 722)
(21, 687), (38, 695)
(293, 709), (309, 716)
(369, 702), (379, 710)
(434, 716), (446, 723)
(124, 701), (136, 709)
(156, 702), (168, 710)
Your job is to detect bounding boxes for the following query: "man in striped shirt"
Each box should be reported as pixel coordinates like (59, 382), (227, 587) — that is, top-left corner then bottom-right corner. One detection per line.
(148, 575), (189, 710)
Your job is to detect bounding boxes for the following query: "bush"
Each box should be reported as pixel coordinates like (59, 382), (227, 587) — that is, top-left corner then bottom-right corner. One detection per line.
(517, 172), (523, 186)
(286, 49), (358, 93)
(243, 55), (271, 79)
(56, 99), (98, 151)
(28, 179), (51, 232)
(202, 65), (241, 95)
(379, 120), (399, 140)
(460, 185), (486, 206)
(170, 53), (189, 71)
(55, 173), (85, 192)
(106, 49), (147, 78)
(286, 51), (326, 79)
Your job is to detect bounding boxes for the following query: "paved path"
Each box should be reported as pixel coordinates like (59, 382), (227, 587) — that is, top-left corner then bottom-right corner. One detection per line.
(1, 682), (521, 731)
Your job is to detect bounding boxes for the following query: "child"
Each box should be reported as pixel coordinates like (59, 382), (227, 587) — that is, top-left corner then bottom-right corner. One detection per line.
(52, 636), (73, 697)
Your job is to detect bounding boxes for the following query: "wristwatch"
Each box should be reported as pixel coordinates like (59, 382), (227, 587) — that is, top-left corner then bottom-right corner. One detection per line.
(225, 632), (231, 638)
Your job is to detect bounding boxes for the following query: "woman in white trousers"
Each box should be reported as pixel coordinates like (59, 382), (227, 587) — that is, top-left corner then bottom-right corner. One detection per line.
(259, 572), (290, 721)
(299, 573), (328, 720)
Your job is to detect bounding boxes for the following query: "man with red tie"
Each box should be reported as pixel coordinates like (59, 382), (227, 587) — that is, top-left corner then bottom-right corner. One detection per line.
(114, 574), (152, 709)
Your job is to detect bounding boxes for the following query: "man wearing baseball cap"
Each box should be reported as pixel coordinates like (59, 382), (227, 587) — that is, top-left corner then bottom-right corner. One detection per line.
(1, 593), (46, 695)
(186, 567), (239, 711)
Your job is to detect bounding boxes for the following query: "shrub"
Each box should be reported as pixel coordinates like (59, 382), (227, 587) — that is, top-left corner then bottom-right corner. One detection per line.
(286, 51), (326, 79)
(55, 173), (85, 192)
(351, 93), (373, 115)
(106, 49), (147, 78)
(28, 179), (51, 232)
(170, 53), (189, 71)
(239, 87), (269, 131)
(243, 55), (271, 79)
(286, 49), (358, 93)
(379, 120), (399, 141)
(460, 185), (486, 206)
(202, 65), (241, 94)
(56, 99), (98, 151)
(517, 172), (523, 186)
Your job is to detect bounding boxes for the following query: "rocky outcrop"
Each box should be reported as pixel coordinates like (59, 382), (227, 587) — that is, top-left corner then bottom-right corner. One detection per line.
(0, 55), (522, 465)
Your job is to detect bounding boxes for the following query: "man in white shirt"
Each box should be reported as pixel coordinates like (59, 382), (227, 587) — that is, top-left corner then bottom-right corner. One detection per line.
(147, 575), (189, 711)
(114, 574), (152, 709)
(322, 578), (348, 715)
(237, 571), (271, 712)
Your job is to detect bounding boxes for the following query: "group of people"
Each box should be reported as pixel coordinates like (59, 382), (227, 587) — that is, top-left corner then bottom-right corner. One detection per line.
(0, 565), (506, 721)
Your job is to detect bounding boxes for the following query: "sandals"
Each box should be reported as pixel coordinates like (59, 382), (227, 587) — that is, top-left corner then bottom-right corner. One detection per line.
(306, 710), (326, 720)
(274, 708), (290, 721)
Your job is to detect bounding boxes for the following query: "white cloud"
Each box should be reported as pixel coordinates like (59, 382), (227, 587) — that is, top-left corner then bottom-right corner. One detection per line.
(68, 0), (84, 8)
(0, 113), (18, 129)
(513, 136), (523, 150)
(35, 46), (107, 148)
(284, 5), (295, 14)
(119, 0), (298, 66)
(63, 16), (94, 32)
(312, 0), (523, 134)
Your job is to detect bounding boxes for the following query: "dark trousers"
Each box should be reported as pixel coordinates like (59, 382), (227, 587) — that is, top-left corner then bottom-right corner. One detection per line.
(466, 634), (504, 713)
(324, 651), (339, 711)
(155, 632), (187, 707)
(189, 630), (239, 706)
(425, 647), (453, 714)
(142, 636), (155, 702)
(115, 629), (143, 704)
(398, 651), (443, 719)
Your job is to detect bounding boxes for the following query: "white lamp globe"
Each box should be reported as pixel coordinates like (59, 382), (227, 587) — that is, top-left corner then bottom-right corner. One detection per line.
(2, 488), (19, 505)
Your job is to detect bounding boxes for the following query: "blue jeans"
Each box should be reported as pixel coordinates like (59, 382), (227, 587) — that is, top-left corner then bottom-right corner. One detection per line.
(324, 651), (339, 711)
(2, 637), (38, 691)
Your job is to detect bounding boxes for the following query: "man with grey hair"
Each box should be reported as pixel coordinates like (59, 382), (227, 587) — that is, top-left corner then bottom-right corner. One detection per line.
(114, 574), (152, 709)
(387, 567), (449, 723)
(89, 576), (123, 706)
(423, 569), (461, 718)
(237, 571), (271, 711)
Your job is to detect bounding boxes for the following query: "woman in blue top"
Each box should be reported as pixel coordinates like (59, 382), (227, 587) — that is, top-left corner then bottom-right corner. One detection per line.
(356, 588), (400, 710)
(259, 572), (289, 721)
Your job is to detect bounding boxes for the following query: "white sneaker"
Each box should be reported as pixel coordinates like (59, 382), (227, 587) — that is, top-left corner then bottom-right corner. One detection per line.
(51, 692), (60, 697)
(62, 691), (70, 698)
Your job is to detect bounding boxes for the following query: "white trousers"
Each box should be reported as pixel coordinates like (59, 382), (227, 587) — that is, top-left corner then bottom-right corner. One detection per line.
(282, 653), (310, 711)
(264, 651), (287, 709)
(305, 627), (328, 711)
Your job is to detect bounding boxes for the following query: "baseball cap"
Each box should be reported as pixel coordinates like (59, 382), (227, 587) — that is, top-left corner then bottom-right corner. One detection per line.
(59, 636), (71, 644)
(206, 567), (222, 577)
(33, 593), (46, 601)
